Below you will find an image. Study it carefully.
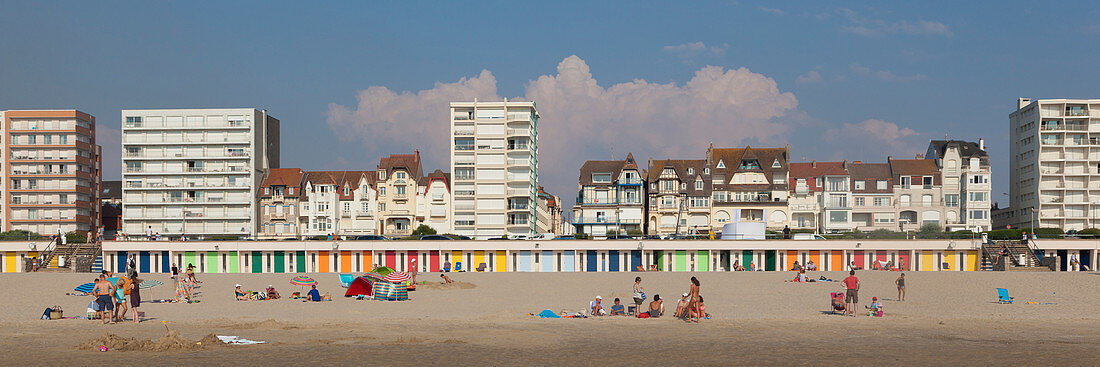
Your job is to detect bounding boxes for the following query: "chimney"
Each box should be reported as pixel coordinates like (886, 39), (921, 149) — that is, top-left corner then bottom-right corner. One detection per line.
(979, 138), (985, 151)
(811, 160), (816, 168)
(1017, 98), (1031, 110)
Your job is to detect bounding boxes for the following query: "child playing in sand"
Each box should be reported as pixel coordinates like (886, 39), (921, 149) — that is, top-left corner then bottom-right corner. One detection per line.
(440, 273), (454, 284)
(866, 297), (883, 316)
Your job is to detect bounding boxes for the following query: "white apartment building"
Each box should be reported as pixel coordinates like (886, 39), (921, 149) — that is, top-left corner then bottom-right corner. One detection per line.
(121, 108), (279, 238)
(1009, 98), (1100, 230)
(450, 100), (539, 239)
(926, 139), (992, 231)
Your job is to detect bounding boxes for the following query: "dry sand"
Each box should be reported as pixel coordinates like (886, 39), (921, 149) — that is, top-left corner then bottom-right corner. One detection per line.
(1, 270), (1097, 365)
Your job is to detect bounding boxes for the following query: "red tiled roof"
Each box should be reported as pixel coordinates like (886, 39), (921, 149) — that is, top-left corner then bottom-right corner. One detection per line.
(261, 168), (305, 196)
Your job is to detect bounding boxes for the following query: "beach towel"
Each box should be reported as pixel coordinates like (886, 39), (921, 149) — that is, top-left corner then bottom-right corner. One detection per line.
(537, 309), (560, 318)
(216, 336), (266, 345)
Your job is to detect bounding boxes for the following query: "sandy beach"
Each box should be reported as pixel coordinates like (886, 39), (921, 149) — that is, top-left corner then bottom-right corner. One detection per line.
(1, 270), (1097, 365)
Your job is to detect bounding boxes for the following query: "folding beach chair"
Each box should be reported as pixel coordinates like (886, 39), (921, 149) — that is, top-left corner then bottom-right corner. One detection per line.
(476, 263), (487, 272)
(829, 292), (846, 314)
(454, 262), (463, 272)
(339, 273), (355, 288)
(996, 288), (1014, 304)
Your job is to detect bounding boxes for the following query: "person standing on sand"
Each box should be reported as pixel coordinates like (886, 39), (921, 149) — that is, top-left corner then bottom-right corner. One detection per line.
(632, 277), (645, 314)
(410, 257), (418, 283)
(896, 273), (906, 301)
(842, 270), (860, 316)
(687, 276), (701, 323)
(92, 275), (115, 324)
(129, 276), (141, 323)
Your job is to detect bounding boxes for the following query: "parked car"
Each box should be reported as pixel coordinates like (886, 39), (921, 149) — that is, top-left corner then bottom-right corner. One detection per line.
(643, 235), (662, 240)
(353, 235), (389, 240)
(552, 236), (576, 240)
(792, 233), (826, 240)
(418, 235), (453, 240)
(605, 235), (637, 240)
(508, 235), (528, 240)
(488, 237), (509, 240)
(529, 233), (553, 240)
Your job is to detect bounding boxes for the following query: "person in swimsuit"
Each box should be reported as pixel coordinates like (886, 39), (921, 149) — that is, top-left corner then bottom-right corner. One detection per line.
(114, 277), (128, 322)
(440, 273), (454, 284)
(687, 276), (701, 323)
(648, 294), (663, 318)
(235, 285), (249, 301)
(895, 273), (906, 301)
(91, 275), (115, 324)
(129, 276), (141, 323)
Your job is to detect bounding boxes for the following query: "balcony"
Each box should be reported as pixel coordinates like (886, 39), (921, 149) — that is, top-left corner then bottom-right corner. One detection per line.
(572, 216), (642, 225)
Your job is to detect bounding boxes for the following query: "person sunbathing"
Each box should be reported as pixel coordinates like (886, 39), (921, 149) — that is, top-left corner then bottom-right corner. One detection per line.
(689, 296), (708, 319)
(265, 285), (281, 299)
(235, 285), (249, 301)
(440, 273), (454, 284)
(647, 295), (664, 318)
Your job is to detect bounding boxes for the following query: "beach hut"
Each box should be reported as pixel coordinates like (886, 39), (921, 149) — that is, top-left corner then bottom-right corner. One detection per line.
(345, 277), (373, 298)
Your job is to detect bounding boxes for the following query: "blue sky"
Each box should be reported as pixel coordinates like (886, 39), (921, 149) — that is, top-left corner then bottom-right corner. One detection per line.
(2, 1), (1098, 204)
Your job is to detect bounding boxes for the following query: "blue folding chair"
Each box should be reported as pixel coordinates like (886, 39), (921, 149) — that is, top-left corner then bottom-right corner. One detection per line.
(996, 288), (1014, 304)
(455, 262), (463, 272)
(338, 273), (355, 288)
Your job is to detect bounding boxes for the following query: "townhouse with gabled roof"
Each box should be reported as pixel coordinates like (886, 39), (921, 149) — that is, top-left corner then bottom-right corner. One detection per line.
(888, 158), (945, 232)
(258, 168), (305, 239)
(572, 153), (646, 237)
(926, 139), (991, 231)
(416, 169), (452, 234)
(376, 151), (424, 236)
(707, 146), (791, 231)
(646, 158), (710, 235)
(847, 162), (896, 231)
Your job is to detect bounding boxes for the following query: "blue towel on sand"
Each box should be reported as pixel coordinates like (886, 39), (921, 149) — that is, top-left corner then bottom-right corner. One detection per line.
(538, 309), (560, 318)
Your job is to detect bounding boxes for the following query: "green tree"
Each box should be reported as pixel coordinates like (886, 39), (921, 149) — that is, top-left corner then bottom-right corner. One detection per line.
(411, 225), (437, 237)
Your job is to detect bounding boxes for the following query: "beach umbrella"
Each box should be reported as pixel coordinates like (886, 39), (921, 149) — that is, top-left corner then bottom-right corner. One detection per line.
(74, 282), (95, 293)
(138, 280), (163, 289)
(382, 272), (411, 283)
(360, 272), (385, 282)
(290, 275), (317, 286)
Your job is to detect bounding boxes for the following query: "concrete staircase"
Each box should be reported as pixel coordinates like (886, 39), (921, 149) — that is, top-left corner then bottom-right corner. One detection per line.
(35, 238), (103, 273)
(982, 240), (1049, 272)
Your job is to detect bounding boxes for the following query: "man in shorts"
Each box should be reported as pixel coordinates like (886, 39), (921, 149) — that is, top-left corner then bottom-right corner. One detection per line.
(91, 275), (115, 324)
(842, 270), (860, 317)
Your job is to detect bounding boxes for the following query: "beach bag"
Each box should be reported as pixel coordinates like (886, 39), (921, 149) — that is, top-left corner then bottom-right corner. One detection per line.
(637, 312), (650, 318)
(51, 306), (63, 320)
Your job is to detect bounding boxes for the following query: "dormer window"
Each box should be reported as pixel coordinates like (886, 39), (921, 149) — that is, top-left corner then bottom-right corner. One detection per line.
(662, 168), (674, 175)
(592, 173), (612, 183)
(680, 183), (686, 190)
(288, 187), (294, 195)
(396, 172), (406, 179)
(772, 159), (782, 168)
(695, 179), (703, 190)
(687, 168), (694, 175)
(704, 168), (710, 175)
(716, 160), (726, 169)
(379, 171), (387, 180)
(739, 160), (760, 170)
(344, 186), (350, 195)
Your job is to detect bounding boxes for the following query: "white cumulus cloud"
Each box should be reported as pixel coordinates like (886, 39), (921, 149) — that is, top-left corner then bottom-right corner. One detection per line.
(326, 55), (799, 197)
(796, 70), (824, 84)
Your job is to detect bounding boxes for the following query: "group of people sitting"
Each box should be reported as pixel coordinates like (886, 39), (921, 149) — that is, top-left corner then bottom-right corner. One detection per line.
(585, 276), (707, 322)
(236, 284), (328, 302)
(234, 284), (282, 301)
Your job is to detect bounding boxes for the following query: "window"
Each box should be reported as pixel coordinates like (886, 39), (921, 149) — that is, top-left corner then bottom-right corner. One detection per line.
(660, 197), (675, 208)
(716, 160), (726, 169)
(946, 160), (957, 174)
(661, 180), (676, 191)
(687, 168), (694, 175)
(379, 203), (386, 212)
(922, 176), (933, 186)
(854, 180), (865, 190)
(874, 213), (895, 223)
(379, 187), (386, 195)
(829, 211), (848, 223)
(265, 187), (270, 195)
(379, 171), (387, 180)
(901, 177), (911, 188)
(288, 187), (294, 195)
(694, 180), (703, 190)
(396, 172), (406, 179)
(945, 194), (959, 207)
(772, 159), (782, 168)
(712, 191), (727, 202)
(739, 160), (760, 169)
(344, 186), (350, 195)
(922, 194), (933, 206)
(680, 183), (686, 190)
(854, 197), (865, 206)
(395, 186), (406, 195)
(969, 175), (988, 184)
(969, 210), (988, 220)
(873, 197), (890, 206)
(969, 192), (988, 202)
(661, 168), (674, 176)
(690, 197), (709, 207)
(361, 202), (370, 213)
(970, 157), (980, 170)
(703, 168), (710, 175)
(900, 195), (911, 206)
(343, 202), (351, 212)
(592, 173), (612, 183)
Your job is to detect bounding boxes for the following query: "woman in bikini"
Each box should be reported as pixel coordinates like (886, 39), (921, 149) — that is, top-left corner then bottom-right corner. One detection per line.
(687, 276), (701, 323)
(647, 294), (663, 318)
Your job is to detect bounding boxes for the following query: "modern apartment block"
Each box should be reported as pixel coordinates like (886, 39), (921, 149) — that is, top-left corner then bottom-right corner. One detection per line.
(121, 108), (279, 239)
(450, 99), (539, 239)
(0, 110), (101, 234)
(926, 139), (992, 231)
(572, 153), (645, 237)
(1009, 98), (1100, 230)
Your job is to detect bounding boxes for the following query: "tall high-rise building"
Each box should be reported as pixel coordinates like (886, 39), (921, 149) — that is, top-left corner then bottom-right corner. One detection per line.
(121, 108), (279, 239)
(0, 110), (101, 235)
(450, 99), (539, 239)
(1009, 98), (1099, 230)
